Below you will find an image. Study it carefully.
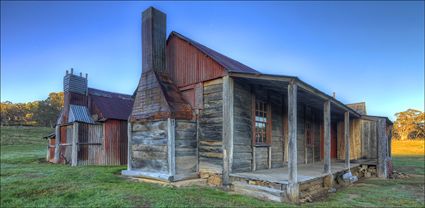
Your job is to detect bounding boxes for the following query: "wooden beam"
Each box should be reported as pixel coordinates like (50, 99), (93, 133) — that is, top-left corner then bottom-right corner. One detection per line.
(268, 146), (272, 169)
(377, 118), (388, 178)
(168, 118), (176, 179)
(296, 81), (360, 118)
(323, 100), (331, 174)
(53, 125), (60, 163)
(127, 122), (132, 170)
(287, 81), (299, 202)
(228, 72), (293, 83)
(71, 122), (79, 166)
(222, 75), (234, 186)
(344, 112), (350, 170)
(283, 94), (288, 163)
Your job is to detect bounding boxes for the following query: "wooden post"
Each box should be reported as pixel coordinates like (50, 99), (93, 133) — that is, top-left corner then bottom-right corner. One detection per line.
(71, 122), (79, 166)
(377, 118), (388, 178)
(268, 146), (272, 169)
(287, 81), (299, 202)
(323, 100), (331, 174)
(168, 118), (176, 179)
(344, 112), (350, 170)
(283, 94), (288, 164)
(222, 75), (234, 187)
(252, 146), (256, 171)
(46, 141), (50, 161)
(53, 125), (61, 163)
(127, 122), (132, 170)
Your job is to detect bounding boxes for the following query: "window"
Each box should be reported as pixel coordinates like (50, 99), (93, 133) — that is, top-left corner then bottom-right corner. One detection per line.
(252, 96), (271, 145)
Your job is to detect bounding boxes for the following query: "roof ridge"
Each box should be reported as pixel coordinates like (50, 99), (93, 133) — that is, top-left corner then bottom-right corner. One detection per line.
(88, 87), (132, 98)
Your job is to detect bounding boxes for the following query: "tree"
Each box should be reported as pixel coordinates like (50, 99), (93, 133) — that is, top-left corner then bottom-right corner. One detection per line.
(393, 109), (425, 140)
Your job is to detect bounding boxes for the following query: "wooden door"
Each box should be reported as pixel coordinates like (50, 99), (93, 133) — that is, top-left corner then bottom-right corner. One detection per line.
(320, 122), (338, 159)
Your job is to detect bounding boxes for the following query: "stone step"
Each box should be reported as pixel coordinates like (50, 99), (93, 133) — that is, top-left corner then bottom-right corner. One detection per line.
(232, 181), (286, 202)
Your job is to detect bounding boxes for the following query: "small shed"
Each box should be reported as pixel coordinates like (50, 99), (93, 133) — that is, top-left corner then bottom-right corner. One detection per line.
(46, 70), (133, 166)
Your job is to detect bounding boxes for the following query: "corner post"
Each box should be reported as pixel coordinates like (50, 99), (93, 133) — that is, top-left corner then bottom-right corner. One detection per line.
(71, 122), (79, 166)
(323, 100), (331, 174)
(377, 118), (388, 178)
(53, 125), (61, 163)
(168, 118), (176, 180)
(344, 111), (350, 170)
(222, 75), (234, 187)
(287, 80), (299, 202)
(127, 122), (133, 171)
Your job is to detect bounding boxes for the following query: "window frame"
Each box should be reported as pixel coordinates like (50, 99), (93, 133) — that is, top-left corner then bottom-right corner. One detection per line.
(251, 93), (272, 146)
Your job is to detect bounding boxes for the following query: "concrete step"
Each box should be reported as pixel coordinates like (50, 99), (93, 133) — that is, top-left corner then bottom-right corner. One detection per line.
(232, 181), (286, 202)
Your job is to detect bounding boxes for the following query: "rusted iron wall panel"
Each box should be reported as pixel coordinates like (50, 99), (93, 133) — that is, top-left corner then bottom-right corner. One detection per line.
(119, 121), (128, 165)
(48, 138), (56, 162)
(76, 123), (104, 165)
(166, 36), (226, 88)
(104, 120), (128, 165)
(88, 124), (104, 165)
(58, 125), (73, 164)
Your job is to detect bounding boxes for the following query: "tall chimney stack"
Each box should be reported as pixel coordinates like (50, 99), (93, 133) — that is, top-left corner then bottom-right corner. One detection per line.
(142, 7), (166, 74)
(130, 7), (192, 122)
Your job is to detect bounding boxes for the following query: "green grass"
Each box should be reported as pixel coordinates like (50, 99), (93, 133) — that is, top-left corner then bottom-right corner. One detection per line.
(1, 126), (424, 207)
(1, 126), (53, 145)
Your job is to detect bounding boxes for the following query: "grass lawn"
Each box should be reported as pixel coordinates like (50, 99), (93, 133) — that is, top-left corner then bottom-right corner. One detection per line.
(1, 126), (424, 207)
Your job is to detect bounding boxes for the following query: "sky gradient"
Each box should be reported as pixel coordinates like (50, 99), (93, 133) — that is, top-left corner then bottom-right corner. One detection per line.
(1, 1), (424, 120)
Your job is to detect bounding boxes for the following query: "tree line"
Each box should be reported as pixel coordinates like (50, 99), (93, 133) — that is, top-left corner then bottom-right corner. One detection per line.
(0, 92), (423, 140)
(1, 92), (63, 127)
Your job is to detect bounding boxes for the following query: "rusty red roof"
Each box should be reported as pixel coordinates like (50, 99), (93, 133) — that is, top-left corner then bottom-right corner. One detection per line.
(169, 31), (260, 74)
(88, 88), (134, 121)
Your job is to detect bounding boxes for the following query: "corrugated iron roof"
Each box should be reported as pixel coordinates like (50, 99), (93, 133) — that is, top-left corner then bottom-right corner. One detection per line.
(88, 88), (134, 121)
(68, 104), (95, 124)
(169, 31), (260, 74)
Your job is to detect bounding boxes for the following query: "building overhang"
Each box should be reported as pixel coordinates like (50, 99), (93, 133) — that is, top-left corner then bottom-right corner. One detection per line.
(228, 72), (361, 118)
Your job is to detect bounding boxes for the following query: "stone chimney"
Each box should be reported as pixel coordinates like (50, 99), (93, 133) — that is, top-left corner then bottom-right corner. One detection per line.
(130, 7), (192, 122)
(142, 7), (166, 74)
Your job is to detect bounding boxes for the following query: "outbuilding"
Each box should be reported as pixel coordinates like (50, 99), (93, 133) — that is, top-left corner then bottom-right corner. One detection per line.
(45, 69), (133, 166)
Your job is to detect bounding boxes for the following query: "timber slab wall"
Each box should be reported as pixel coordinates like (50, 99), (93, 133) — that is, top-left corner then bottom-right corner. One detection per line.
(198, 79), (224, 174)
(175, 120), (197, 176)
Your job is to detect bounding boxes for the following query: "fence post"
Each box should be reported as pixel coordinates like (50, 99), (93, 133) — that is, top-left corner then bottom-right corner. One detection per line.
(71, 122), (79, 166)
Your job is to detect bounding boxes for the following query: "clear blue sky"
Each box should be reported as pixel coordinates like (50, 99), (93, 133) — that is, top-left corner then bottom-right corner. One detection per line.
(1, 1), (424, 120)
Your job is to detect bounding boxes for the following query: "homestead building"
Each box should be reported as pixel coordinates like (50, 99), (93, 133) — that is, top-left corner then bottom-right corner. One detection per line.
(45, 69), (133, 166)
(122, 7), (393, 202)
